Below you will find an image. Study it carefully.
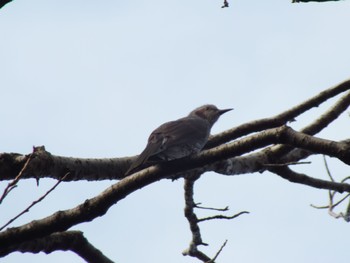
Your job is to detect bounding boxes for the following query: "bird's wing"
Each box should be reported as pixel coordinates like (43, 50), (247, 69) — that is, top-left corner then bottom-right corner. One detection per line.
(126, 117), (209, 175)
(125, 133), (164, 175)
(154, 117), (209, 149)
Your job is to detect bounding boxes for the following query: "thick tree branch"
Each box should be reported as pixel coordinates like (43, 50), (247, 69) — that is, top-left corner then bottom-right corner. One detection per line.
(0, 80), (349, 261)
(205, 79), (350, 149)
(1, 126), (350, 252)
(0, 126), (286, 251)
(210, 88), (350, 179)
(269, 166), (350, 192)
(1, 77), (350, 255)
(0, 146), (132, 181)
(0, 163), (164, 249)
(0, 0), (12, 9)
(261, 89), (350, 164)
(0, 231), (114, 263)
(301, 90), (350, 136)
(1, 80), (350, 183)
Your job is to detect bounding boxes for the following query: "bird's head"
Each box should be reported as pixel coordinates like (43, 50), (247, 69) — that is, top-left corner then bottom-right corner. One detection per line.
(188, 104), (232, 126)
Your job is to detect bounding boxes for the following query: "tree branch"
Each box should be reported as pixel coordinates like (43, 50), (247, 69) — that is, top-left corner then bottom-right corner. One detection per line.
(182, 176), (210, 262)
(0, 231), (114, 263)
(1, 77), (350, 257)
(206, 240), (228, 263)
(182, 176), (246, 262)
(0, 163), (166, 249)
(269, 166), (350, 193)
(0, 0), (12, 9)
(1, 80), (350, 183)
(261, 89), (350, 164)
(0, 172), (69, 231)
(210, 88), (350, 181)
(198, 211), (249, 223)
(1, 126), (350, 252)
(0, 149), (34, 204)
(205, 79), (350, 149)
(0, 146), (132, 182)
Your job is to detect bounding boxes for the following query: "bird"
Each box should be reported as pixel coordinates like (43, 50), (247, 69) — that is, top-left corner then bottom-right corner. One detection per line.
(126, 104), (232, 175)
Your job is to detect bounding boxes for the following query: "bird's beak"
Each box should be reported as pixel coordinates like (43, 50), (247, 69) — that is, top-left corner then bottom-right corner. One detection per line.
(218, 108), (233, 115)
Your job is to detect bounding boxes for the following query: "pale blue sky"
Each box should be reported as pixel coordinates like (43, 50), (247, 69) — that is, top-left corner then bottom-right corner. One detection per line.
(1, 0), (350, 262)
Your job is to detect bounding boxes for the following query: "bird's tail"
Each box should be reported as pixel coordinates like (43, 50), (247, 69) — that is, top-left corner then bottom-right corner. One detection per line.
(125, 153), (148, 175)
(125, 141), (162, 175)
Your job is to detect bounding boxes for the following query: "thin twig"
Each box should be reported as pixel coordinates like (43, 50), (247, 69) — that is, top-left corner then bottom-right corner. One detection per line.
(328, 193), (350, 222)
(198, 211), (249, 223)
(195, 203), (229, 212)
(206, 240), (228, 263)
(311, 193), (350, 209)
(0, 151), (34, 204)
(341, 176), (350, 183)
(183, 177), (248, 262)
(323, 155), (335, 182)
(310, 157), (350, 221)
(331, 193), (350, 209)
(344, 198), (350, 222)
(0, 172), (69, 231)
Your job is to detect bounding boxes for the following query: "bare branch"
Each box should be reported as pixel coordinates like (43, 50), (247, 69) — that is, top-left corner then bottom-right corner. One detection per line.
(323, 155), (335, 182)
(183, 176), (207, 247)
(1, 126), (349, 251)
(212, 89), (350, 177)
(344, 198), (350, 222)
(301, 90), (350, 136)
(198, 211), (249, 223)
(205, 79), (350, 149)
(182, 176), (216, 262)
(206, 240), (228, 263)
(0, 146), (133, 182)
(195, 204), (229, 212)
(263, 89), (350, 164)
(0, 0), (13, 9)
(341, 176), (350, 183)
(1, 80), (350, 183)
(0, 149), (34, 204)
(0, 80), (349, 260)
(0, 163), (166, 250)
(328, 206), (350, 222)
(311, 193), (350, 209)
(0, 172), (69, 231)
(309, 156), (350, 222)
(0, 231), (114, 263)
(182, 177), (247, 262)
(269, 166), (350, 193)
